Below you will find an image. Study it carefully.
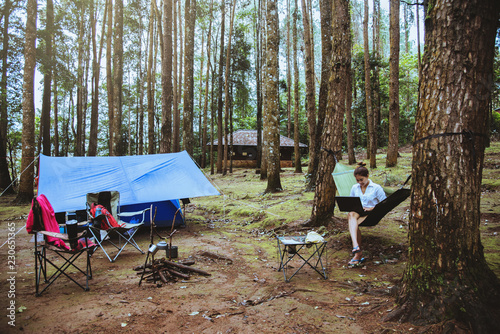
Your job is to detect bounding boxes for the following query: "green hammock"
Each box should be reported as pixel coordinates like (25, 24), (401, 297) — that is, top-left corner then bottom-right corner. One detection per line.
(331, 162), (357, 196)
(331, 162), (411, 227)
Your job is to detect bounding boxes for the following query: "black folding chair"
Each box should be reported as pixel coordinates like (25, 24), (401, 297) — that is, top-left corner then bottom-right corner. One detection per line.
(27, 196), (95, 296)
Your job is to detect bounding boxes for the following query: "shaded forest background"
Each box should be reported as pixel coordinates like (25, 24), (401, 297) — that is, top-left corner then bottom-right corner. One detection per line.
(1, 0), (500, 186)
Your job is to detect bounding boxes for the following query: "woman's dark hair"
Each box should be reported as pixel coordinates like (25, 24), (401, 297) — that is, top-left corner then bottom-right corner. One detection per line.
(354, 162), (369, 177)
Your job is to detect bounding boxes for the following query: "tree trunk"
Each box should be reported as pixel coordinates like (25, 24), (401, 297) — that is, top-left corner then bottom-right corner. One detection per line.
(264, 0), (282, 193)
(386, 0), (400, 167)
(147, 0), (155, 154)
(160, 0), (173, 153)
(345, 10), (355, 166)
(223, 0), (236, 175)
(82, 24), (91, 156)
(316, 0), (332, 168)
(201, 0), (213, 168)
(217, 1), (225, 173)
(416, 1), (422, 80)
(75, 2), (85, 156)
(112, 0), (124, 156)
(286, 0), (291, 139)
(172, 0), (179, 152)
(210, 56), (217, 175)
(137, 10), (145, 155)
(310, 0), (348, 225)
(301, 0), (317, 191)
(16, 0), (37, 203)
(0, 0), (13, 193)
(292, 0), (301, 174)
(88, 0), (99, 156)
(174, 0), (183, 152)
(403, 3), (411, 119)
(260, 0), (268, 181)
(386, 1), (500, 332)
(89, 0), (108, 156)
(363, 0), (376, 168)
(197, 32), (204, 164)
(183, 0), (196, 156)
(40, 0), (53, 157)
(372, 0), (380, 160)
(106, 0), (114, 155)
(255, 0), (263, 171)
(53, 80), (59, 156)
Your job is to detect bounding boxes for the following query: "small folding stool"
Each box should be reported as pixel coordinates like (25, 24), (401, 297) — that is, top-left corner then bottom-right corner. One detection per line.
(276, 235), (327, 282)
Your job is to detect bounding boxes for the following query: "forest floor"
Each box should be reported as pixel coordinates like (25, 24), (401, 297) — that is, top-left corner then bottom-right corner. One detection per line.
(0, 142), (499, 334)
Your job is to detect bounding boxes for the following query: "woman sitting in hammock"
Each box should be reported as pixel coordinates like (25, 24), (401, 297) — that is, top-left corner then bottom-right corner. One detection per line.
(347, 162), (386, 267)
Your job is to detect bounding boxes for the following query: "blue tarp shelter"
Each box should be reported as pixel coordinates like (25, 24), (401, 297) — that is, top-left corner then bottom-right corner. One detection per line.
(37, 151), (220, 227)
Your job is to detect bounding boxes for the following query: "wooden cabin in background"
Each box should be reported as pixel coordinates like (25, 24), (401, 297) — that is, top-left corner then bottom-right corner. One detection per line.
(209, 129), (308, 168)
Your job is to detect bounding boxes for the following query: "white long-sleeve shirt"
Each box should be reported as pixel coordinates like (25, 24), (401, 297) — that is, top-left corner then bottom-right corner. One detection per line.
(350, 179), (387, 209)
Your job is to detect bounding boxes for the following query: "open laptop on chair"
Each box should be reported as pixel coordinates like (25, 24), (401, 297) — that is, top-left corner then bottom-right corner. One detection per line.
(335, 196), (367, 216)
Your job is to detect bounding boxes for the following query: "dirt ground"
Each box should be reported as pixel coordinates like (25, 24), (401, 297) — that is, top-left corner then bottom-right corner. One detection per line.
(0, 147), (499, 334)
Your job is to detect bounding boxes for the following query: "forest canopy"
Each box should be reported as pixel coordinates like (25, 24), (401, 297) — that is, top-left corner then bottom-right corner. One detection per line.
(1, 0), (499, 187)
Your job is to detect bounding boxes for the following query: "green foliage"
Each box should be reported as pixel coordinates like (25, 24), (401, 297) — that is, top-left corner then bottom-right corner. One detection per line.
(350, 42), (418, 150)
(491, 110), (500, 136)
(493, 47), (500, 110)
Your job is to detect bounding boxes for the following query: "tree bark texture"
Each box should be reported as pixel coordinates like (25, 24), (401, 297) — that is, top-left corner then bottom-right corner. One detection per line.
(183, 0), (196, 156)
(40, 0), (53, 156)
(53, 81), (59, 156)
(217, 1), (225, 173)
(310, 0), (348, 224)
(147, 0), (155, 154)
(106, 0), (114, 155)
(255, 0), (263, 171)
(292, 0), (301, 174)
(286, 0), (292, 139)
(201, 0), (213, 168)
(301, 0), (317, 191)
(160, 0), (173, 153)
(176, 0), (183, 152)
(89, 0), (100, 156)
(390, 1), (500, 332)
(17, 0), (37, 202)
(345, 11), (355, 165)
(0, 0), (13, 193)
(264, 0), (282, 193)
(75, 3), (86, 156)
(363, 0), (376, 168)
(372, 0), (381, 160)
(316, 0), (332, 171)
(386, 0), (400, 167)
(172, 0), (180, 152)
(223, 0), (236, 175)
(112, 0), (124, 156)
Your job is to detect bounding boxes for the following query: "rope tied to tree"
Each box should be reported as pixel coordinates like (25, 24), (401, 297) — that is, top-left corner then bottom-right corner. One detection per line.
(413, 130), (490, 170)
(0, 156), (38, 197)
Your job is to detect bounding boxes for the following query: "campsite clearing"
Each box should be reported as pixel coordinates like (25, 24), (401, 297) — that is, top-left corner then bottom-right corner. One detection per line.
(1, 144), (499, 333)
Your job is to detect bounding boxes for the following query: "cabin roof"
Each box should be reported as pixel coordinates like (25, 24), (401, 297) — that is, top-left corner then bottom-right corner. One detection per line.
(210, 129), (307, 148)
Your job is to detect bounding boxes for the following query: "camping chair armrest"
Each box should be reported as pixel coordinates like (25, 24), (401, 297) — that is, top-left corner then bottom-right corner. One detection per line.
(38, 230), (87, 241)
(118, 207), (150, 224)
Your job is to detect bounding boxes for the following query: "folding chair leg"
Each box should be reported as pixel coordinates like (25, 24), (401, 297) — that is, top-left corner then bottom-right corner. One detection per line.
(35, 251), (90, 296)
(34, 247), (47, 296)
(89, 227), (116, 262)
(112, 228), (144, 262)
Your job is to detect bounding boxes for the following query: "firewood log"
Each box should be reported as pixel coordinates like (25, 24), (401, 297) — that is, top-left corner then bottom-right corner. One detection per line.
(162, 259), (211, 276)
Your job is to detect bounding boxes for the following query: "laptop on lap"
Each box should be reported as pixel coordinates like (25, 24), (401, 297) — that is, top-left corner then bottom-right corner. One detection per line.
(335, 196), (367, 216)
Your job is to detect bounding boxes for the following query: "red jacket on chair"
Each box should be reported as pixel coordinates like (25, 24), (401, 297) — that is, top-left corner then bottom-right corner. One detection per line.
(26, 194), (70, 250)
(90, 203), (123, 229)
